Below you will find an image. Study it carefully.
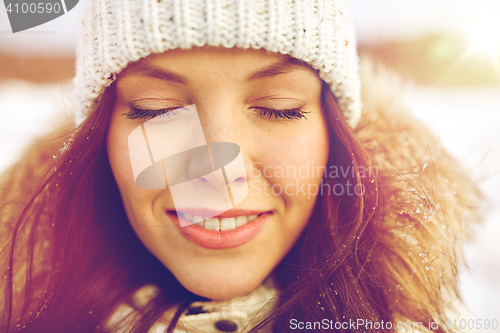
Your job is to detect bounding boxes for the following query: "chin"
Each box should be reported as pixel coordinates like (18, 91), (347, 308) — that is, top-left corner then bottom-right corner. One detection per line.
(177, 267), (269, 300)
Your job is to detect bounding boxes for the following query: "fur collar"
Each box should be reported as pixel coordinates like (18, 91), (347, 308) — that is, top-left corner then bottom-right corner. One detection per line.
(354, 57), (480, 322)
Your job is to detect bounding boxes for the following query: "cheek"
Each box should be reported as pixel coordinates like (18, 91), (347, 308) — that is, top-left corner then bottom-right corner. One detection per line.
(255, 120), (330, 204)
(107, 119), (134, 195)
(106, 119), (163, 224)
(251, 120), (329, 260)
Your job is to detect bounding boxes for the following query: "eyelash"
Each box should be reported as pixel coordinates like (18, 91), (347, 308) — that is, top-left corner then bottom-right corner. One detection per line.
(121, 107), (179, 120)
(121, 107), (309, 121)
(253, 107), (309, 120)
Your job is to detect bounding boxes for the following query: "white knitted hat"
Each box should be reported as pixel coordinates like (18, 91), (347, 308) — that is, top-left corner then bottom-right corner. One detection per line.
(73, 0), (362, 128)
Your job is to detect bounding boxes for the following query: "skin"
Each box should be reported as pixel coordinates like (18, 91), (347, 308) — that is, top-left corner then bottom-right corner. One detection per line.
(106, 46), (329, 301)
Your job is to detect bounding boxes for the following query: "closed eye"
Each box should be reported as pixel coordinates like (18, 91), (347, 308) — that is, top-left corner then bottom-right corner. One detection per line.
(252, 107), (309, 120)
(121, 107), (181, 120)
(121, 106), (310, 121)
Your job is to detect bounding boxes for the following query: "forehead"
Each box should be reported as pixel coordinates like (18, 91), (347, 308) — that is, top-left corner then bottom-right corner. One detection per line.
(118, 46), (317, 83)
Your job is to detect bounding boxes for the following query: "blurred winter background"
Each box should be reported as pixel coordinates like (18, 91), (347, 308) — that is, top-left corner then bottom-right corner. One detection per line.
(1, 0), (499, 330)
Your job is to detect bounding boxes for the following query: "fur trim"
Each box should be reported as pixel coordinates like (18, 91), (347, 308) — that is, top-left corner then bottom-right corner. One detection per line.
(356, 56), (481, 323)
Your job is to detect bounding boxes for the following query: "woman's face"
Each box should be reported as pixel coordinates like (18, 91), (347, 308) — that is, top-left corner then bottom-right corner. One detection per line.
(107, 46), (329, 300)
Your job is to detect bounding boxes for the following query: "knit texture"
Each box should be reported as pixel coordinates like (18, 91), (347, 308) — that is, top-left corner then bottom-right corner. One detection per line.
(73, 0), (362, 127)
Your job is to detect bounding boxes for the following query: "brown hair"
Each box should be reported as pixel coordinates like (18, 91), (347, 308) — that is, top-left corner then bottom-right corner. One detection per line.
(0, 65), (479, 332)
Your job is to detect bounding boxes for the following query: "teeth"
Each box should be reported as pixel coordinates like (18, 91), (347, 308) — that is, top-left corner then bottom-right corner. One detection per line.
(177, 212), (262, 231)
(193, 215), (204, 227)
(220, 218), (236, 231)
(235, 216), (248, 227)
(247, 215), (258, 222)
(204, 218), (220, 231)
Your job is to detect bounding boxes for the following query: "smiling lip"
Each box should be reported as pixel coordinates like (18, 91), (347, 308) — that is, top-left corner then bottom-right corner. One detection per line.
(167, 209), (271, 249)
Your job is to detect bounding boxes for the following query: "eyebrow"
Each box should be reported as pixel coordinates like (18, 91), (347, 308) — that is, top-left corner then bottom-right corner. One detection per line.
(121, 57), (313, 84)
(121, 62), (189, 84)
(245, 57), (314, 82)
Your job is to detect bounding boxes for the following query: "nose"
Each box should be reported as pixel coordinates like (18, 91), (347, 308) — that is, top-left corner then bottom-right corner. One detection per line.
(185, 142), (248, 188)
(163, 140), (248, 213)
(190, 104), (253, 186)
(177, 106), (252, 210)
